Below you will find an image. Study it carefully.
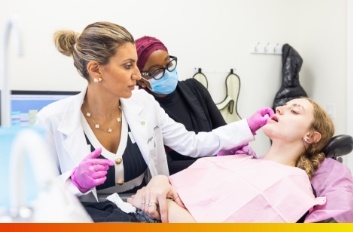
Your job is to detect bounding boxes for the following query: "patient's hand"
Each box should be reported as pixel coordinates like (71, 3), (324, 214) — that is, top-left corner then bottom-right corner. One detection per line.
(127, 175), (183, 222)
(127, 187), (148, 211)
(166, 199), (196, 223)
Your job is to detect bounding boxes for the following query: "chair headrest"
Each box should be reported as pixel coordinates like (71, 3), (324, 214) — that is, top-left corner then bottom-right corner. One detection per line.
(322, 134), (353, 159)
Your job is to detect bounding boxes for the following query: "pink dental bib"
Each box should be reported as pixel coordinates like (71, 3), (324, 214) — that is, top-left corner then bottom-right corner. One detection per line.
(169, 155), (325, 222)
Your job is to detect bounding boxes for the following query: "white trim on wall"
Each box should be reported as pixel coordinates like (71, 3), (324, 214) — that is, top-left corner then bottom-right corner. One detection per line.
(347, 0), (353, 171)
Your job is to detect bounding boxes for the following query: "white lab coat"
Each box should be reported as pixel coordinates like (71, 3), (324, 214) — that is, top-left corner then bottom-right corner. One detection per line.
(36, 86), (254, 197)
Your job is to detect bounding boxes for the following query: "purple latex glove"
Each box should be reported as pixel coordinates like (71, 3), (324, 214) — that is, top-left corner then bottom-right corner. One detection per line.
(217, 144), (257, 158)
(247, 107), (275, 134)
(71, 148), (114, 193)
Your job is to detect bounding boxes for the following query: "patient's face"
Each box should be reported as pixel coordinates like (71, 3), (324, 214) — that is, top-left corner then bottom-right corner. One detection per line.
(263, 98), (315, 143)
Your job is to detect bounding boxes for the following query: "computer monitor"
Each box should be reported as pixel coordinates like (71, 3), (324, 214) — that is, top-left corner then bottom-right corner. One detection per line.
(0, 90), (80, 126)
(0, 90), (92, 217)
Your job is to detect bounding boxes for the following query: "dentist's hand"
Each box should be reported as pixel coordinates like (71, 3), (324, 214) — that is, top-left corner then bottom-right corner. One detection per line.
(71, 147), (114, 193)
(247, 107), (275, 134)
(127, 175), (183, 223)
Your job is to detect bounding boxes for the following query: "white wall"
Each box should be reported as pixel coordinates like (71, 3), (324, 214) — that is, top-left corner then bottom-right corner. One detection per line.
(1, 0), (351, 170)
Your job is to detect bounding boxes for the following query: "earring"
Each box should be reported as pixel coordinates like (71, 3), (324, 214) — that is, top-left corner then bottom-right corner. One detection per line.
(93, 77), (102, 83)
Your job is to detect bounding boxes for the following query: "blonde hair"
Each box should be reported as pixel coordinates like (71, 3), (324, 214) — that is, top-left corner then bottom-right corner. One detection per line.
(296, 98), (335, 178)
(53, 21), (134, 80)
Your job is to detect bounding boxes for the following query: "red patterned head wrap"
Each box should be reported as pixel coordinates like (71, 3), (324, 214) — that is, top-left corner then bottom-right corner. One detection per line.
(136, 36), (168, 71)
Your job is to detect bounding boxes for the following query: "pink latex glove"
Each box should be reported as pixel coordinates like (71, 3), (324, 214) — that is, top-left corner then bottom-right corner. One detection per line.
(234, 144), (257, 157)
(71, 147), (114, 193)
(217, 144), (257, 158)
(247, 107), (275, 134)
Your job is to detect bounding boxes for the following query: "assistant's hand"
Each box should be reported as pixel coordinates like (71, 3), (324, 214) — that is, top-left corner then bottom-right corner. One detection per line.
(234, 144), (257, 157)
(127, 175), (184, 223)
(247, 107), (275, 134)
(71, 147), (114, 193)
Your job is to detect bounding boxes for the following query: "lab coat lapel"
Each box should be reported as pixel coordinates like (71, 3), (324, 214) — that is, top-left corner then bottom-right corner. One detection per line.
(58, 89), (91, 165)
(120, 96), (151, 167)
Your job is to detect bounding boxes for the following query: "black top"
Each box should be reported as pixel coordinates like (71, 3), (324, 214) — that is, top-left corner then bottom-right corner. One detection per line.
(85, 126), (147, 194)
(154, 79), (226, 174)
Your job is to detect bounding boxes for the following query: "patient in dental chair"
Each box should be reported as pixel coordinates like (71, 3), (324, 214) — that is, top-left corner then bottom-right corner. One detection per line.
(127, 97), (337, 222)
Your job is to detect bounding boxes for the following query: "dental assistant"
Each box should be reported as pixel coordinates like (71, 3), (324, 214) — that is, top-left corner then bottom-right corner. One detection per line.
(36, 21), (273, 222)
(135, 36), (227, 174)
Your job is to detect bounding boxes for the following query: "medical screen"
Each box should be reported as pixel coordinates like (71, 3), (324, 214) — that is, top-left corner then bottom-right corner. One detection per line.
(8, 91), (79, 126)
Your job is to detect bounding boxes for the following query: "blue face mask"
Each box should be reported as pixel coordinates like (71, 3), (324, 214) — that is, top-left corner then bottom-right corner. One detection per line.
(147, 69), (179, 94)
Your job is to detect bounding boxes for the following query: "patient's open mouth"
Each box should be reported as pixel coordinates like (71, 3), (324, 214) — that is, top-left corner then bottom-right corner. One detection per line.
(271, 115), (279, 122)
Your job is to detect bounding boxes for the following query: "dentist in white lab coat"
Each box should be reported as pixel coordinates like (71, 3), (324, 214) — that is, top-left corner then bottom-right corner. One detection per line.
(37, 86), (254, 197)
(36, 22), (272, 222)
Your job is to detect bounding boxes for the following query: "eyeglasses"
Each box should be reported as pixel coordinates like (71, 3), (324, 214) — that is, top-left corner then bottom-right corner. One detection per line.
(141, 56), (177, 80)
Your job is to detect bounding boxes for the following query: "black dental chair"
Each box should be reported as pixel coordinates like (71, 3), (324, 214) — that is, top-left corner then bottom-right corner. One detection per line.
(322, 134), (353, 160)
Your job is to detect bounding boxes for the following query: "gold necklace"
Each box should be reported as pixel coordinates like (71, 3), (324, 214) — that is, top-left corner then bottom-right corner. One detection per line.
(82, 102), (122, 133)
